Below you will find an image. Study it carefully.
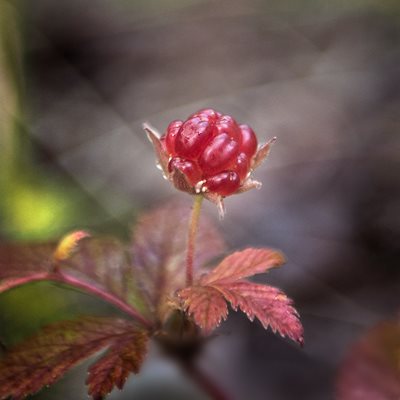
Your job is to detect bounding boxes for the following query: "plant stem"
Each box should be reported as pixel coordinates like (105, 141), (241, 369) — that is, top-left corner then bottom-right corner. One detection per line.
(0, 272), (153, 329)
(182, 361), (231, 400)
(186, 195), (203, 286)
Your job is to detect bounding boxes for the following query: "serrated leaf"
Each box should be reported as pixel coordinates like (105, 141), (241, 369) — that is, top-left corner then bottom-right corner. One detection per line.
(179, 285), (228, 333)
(203, 248), (285, 284)
(211, 281), (303, 343)
(179, 247), (303, 343)
(0, 317), (148, 400)
(131, 200), (225, 319)
(87, 330), (148, 400)
(336, 319), (400, 400)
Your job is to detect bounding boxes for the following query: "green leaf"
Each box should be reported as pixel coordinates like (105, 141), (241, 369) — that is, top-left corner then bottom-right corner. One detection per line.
(0, 316), (148, 400)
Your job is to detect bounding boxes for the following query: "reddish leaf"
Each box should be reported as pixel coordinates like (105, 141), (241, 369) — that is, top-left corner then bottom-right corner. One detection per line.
(202, 248), (285, 284)
(0, 202), (224, 326)
(0, 238), (134, 304)
(211, 281), (303, 344)
(131, 200), (225, 318)
(0, 243), (55, 280)
(63, 237), (146, 313)
(179, 247), (303, 344)
(0, 237), (151, 327)
(337, 319), (400, 400)
(178, 285), (228, 333)
(87, 330), (148, 400)
(0, 317), (148, 400)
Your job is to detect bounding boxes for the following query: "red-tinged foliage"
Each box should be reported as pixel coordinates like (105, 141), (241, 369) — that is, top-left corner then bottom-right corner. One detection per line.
(63, 237), (146, 313)
(336, 319), (400, 400)
(0, 201), (303, 400)
(178, 285), (229, 333)
(0, 202), (225, 324)
(212, 281), (303, 344)
(87, 330), (148, 400)
(0, 243), (55, 280)
(179, 248), (303, 344)
(0, 317), (148, 400)
(131, 201), (225, 319)
(0, 237), (151, 327)
(202, 248), (285, 284)
(0, 238), (133, 302)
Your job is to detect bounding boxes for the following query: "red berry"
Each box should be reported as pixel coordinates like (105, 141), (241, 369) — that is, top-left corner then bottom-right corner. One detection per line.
(239, 124), (258, 158)
(204, 171), (240, 196)
(175, 116), (215, 160)
(190, 108), (221, 122)
(215, 115), (241, 143)
(233, 152), (250, 181)
(198, 133), (239, 176)
(168, 157), (202, 185)
(158, 108), (260, 197)
(165, 120), (183, 155)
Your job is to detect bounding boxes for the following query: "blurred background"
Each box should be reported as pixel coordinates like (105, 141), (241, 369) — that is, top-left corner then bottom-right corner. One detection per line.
(0, 0), (399, 399)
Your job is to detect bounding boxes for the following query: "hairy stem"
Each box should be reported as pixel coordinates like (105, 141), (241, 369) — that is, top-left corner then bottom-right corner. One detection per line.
(186, 195), (203, 286)
(0, 272), (153, 329)
(182, 361), (231, 400)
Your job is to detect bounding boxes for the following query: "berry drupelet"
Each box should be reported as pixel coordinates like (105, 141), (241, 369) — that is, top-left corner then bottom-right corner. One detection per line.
(144, 108), (275, 216)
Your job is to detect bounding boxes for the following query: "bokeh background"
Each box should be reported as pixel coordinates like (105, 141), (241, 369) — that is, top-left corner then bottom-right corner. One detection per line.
(0, 0), (399, 399)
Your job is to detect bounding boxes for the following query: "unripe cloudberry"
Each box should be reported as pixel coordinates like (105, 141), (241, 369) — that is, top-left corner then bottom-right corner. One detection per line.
(145, 108), (275, 214)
